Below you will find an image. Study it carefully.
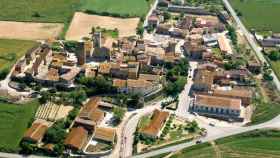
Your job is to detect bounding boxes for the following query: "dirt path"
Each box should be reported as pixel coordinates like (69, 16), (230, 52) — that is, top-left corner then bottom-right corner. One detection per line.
(210, 141), (222, 158)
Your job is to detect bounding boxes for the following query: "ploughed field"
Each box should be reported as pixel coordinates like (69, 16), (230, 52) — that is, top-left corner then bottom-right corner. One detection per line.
(229, 0), (280, 33)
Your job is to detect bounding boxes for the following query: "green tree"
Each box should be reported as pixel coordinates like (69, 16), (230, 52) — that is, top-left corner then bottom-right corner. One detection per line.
(163, 11), (171, 22)
(112, 106), (126, 124)
(43, 120), (67, 144)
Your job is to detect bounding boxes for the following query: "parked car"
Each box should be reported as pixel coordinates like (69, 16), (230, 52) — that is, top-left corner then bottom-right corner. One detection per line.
(196, 140), (202, 144)
(209, 122), (215, 127)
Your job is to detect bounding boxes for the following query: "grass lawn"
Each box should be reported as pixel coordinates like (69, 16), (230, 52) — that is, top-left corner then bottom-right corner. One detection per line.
(229, 0), (280, 33)
(0, 0), (81, 23)
(250, 100), (280, 125)
(80, 0), (154, 17)
(138, 115), (152, 129)
(270, 60), (280, 80)
(0, 100), (39, 152)
(165, 129), (280, 158)
(0, 39), (38, 79)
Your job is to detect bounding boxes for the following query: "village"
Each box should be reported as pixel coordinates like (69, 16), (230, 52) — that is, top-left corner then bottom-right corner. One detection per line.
(0, 0), (279, 158)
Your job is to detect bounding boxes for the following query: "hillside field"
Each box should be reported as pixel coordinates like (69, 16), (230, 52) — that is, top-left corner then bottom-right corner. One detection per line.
(0, 100), (39, 152)
(152, 129), (280, 158)
(229, 0), (280, 33)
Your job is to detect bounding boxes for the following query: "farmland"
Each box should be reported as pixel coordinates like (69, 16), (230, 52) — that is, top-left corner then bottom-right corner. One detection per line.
(0, 39), (38, 79)
(154, 129), (280, 158)
(0, 0), (154, 23)
(0, 100), (39, 152)
(65, 12), (139, 40)
(80, 0), (154, 18)
(0, 0), (80, 23)
(229, 0), (280, 33)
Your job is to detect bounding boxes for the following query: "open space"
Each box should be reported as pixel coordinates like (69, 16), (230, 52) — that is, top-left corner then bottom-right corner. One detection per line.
(0, 39), (38, 78)
(270, 60), (280, 80)
(0, 100), (39, 152)
(251, 101), (280, 125)
(229, 0), (280, 32)
(0, 21), (64, 40)
(159, 129), (280, 158)
(0, 0), (80, 23)
(80, 0), (153, 18)
(65, 12), (139, 40)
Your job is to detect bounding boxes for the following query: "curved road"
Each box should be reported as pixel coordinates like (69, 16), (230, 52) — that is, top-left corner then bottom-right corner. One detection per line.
(133, 115), (280, 158)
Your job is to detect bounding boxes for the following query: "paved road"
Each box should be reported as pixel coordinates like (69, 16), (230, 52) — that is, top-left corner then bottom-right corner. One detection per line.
(222, 0), (280, 91)
(143, 0), (159, 27)
(120, 102), (162, 158)
(133, 115), (280, 158)
(175, 61), (197, 118)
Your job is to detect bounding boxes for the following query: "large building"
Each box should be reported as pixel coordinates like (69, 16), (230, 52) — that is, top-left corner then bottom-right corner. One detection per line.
(139, 110), (170, 138)
(193, 69), (214, 92)
(23, 122), (48, 143)
(191, 94), (243, 121)
(74, 97), (105, 130)
(64, 126), (88, 151)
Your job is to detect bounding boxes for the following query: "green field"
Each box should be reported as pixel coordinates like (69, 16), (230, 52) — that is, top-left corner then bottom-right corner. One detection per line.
(270, 60), (280, 80)
(0, 0), (153, 24)
(160, 129), (280, 158)
(0, 39), (38, 79)
(0, 0), (81, 23)
(229, 0), (280, 32)
(157, 130), (280, 158)
(81, 0), (154, 18)
(250, 100), (280, 125)
(0, 100), (39, 152)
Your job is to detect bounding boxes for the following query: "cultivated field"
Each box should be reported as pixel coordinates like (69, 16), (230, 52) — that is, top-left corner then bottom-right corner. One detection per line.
(0, 39), (38, 79)
(81, 0), (153, 17)
(0, 0), (80, 23)
(65, 12), (139, 41)
(164, 129), (280, 158)
(229, 0), (280, 33)
(0, 100), (39, 152)
(0, 21), (63, 40)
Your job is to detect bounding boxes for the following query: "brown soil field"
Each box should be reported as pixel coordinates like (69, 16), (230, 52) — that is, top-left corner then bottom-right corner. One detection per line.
(0, 21), (63, 40)
(65, 12), (139, 41)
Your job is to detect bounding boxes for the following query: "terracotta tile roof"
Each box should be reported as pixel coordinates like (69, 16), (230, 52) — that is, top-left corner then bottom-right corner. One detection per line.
(195, 94), (241, 110)
(79, 97), (102, 119)
(139, 74), (160, 82)
(64, 126), (88, 150)
(99, 63), (111, 74)
(113, 79), (127, 88)
(127, 79), (153, 88)
(94, 127), (116, 143)
(60, 67), (81, 81)
(89, 109), (105, 123)
(23, 123), (48, 143)
(140, 110), (169, 137)
(194, 69), (214, 86)
(213, 89), (252, 99)
(46, 68), (59, 81)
